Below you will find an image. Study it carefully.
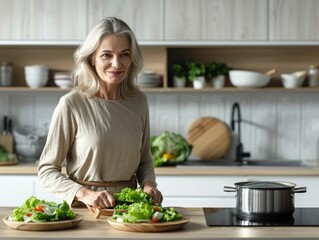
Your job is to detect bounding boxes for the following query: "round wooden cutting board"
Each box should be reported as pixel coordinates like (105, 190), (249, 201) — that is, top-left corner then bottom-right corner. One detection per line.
(187, 116), (231, 160)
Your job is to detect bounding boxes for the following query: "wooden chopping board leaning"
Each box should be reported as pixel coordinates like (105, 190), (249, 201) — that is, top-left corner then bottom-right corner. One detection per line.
(187, 116), (231, 160)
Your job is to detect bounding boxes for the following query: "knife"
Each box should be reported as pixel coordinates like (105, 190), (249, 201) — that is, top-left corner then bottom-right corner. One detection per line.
(7, 118), (12, 135)
(2, 116), (8, 135)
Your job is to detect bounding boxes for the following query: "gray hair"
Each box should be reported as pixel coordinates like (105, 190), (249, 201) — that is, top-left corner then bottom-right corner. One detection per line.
(73, 17), (143, 98)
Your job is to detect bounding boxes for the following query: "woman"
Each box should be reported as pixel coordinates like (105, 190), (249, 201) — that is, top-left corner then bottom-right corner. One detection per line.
(38, 17), (163, 209)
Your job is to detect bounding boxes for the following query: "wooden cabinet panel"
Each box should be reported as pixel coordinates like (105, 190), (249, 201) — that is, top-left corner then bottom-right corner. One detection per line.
(88, 0), (164, 41)
(269, 0), (319, 41)
(165, 0), (267, 41)
(0, 0), (87, 40)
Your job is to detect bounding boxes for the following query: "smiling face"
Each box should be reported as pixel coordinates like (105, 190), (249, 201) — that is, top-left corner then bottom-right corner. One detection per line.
(91, 34), (132, 95)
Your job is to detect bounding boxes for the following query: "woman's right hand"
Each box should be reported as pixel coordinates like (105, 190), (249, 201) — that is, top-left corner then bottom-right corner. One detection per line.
(75, 187), (116, 209)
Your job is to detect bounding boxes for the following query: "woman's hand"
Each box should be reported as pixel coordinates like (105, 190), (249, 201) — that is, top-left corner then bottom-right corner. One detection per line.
(143, 183), (163, 205)
(75, 187), (116, 208)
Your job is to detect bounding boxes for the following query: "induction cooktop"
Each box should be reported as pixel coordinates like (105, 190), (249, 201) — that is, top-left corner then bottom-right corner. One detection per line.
(203, 208), (319, 226)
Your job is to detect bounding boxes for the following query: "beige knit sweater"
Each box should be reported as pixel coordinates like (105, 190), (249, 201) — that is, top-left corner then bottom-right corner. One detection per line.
(38, 88), (156, 205)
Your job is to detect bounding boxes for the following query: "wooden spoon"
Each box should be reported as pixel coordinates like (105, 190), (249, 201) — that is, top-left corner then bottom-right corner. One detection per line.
(265, 69), (276, 76)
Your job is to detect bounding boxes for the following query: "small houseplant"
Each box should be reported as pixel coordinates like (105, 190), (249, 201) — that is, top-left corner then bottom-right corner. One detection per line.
(206, 62), (231, 88)
(172, 63), (187, 88)
(186, 62), (206, 89)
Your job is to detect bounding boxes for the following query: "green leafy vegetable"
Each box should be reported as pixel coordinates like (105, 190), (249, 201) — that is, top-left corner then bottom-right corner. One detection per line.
(114, 187), (153, 204)
(11, 196), (76, 222)
(151, 131), (192, 167)
(0, 144), (9, 162)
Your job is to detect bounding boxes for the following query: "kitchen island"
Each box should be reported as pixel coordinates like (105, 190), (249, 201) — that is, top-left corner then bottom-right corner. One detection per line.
(1, 207), (319, 239)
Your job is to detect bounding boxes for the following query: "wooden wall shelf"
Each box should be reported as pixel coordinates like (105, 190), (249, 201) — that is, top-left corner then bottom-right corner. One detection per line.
(0, 86), (318, 94)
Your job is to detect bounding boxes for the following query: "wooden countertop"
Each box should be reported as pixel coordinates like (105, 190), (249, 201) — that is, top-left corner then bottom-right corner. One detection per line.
(1, 162), (319, 176)
(1, 207), (319, 239)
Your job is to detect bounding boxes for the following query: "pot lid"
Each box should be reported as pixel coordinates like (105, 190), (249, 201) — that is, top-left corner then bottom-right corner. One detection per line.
(235, 181), (296, 189)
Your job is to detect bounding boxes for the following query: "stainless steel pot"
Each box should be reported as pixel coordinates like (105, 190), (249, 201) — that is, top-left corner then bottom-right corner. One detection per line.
(224, 181), (306, 221)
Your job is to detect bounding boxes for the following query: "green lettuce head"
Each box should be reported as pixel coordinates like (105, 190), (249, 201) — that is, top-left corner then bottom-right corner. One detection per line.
(151, 131), (192, 167)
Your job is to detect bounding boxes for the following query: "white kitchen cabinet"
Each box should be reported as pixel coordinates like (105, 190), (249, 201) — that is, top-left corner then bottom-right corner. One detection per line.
(88, 0), (164, 41)
(269, 0), (319, 41)
(0, 175), (61, 207)
(0, 175), (34, 207)
(0, 0), (87, 40)
(157, 175), (319, 208)
(156, 176), (246, 207)
(165, 0), (267, 41)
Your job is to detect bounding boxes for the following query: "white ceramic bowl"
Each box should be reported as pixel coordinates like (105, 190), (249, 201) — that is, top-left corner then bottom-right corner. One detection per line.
(13, 125), (47, 162)
(229, 70), (271, 88)
(24, 65), (48, 72)
(54, 79), (73, 89)
(25, 74), (48, 88)
(281, 72), (306, 89)
(54, 72), (71, 79)
(15, 140), (46, 162)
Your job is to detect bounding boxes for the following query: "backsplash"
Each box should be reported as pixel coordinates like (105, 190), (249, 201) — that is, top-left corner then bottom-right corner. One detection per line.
(1, 91), (319, 164)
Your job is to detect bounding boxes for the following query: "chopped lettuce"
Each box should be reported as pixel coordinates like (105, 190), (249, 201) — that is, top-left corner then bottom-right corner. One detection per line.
(114, 187), (153, 204)
(151, 131), (192, 167)
(11, 196), (76, 222)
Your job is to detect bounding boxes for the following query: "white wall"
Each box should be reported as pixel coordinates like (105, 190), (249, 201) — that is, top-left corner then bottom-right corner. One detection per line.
(1, 91), (319, 164)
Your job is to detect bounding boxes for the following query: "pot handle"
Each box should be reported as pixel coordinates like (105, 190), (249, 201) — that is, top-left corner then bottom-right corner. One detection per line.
(294, 187), (307, 193)
(224, 186), (237, 192)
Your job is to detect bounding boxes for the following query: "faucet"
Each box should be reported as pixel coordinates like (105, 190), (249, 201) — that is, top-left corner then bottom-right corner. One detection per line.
(231, 102), (250, 164)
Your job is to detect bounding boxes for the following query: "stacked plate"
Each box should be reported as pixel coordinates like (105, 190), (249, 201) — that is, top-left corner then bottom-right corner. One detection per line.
(137, 70), (161, 87)
(54, 72), (73, 89)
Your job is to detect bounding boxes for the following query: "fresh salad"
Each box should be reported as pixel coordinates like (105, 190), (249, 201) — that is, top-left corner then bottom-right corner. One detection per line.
(113, 203), (182, 223)
(10, 196), (76, 223)
(112, 188), (182, 224)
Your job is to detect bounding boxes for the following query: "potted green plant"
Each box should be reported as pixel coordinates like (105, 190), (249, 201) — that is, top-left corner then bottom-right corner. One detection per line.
(172, 63), (187, 88)
(186, 62), (206, 89)
(206, 62), (231, 88)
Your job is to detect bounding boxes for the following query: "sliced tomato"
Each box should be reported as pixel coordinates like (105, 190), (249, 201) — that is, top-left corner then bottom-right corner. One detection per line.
(151, 211), (164, 223)
(26, 212), (32, 217)
(151, 215), (159, 223)
(34, 204), (44, 212)
(153, 206), (161, 212)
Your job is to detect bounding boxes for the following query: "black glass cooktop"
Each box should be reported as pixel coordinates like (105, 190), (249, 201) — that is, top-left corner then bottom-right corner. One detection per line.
(203, 208), (319, 226)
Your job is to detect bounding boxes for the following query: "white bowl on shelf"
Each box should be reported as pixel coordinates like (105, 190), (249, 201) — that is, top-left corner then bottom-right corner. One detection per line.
(24, 65), (49, 88)
(54, 79), (73, 89)
(229, 70), (271, 88)
(281, 71), (307, 89)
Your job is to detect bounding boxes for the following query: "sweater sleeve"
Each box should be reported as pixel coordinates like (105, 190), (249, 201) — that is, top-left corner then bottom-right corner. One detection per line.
(37, 97), (82, 206)
(135, 94), (157, 188)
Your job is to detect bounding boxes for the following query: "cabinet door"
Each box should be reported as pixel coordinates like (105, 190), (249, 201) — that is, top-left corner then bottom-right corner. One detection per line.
(88, 0), (164, 41)
(0, 175), (34, 207)
(165, 0), (267, 41)
(0, 0), (87, 40)
(269, 0), (319, 41)
(156, 176), (246, 207)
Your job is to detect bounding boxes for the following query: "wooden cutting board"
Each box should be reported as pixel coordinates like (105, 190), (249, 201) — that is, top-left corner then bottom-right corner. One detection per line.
(187, 117), (231, 160)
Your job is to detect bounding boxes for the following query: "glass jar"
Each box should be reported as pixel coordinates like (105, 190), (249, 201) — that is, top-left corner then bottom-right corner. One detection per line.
(0, 62), (12, 86)
(308, 65), (319, 88)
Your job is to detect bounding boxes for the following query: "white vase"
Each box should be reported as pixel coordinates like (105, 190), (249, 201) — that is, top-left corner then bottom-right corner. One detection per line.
(211, 75), (225, 88)
(193, 76), (205, 89)
(173, 77), (186, 88)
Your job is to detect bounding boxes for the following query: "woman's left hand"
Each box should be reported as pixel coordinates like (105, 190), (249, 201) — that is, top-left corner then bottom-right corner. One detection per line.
(143, 183), (163, 205)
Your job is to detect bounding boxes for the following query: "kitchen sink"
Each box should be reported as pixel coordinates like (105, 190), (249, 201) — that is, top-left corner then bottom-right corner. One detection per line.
(177, 159), (310, 168)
